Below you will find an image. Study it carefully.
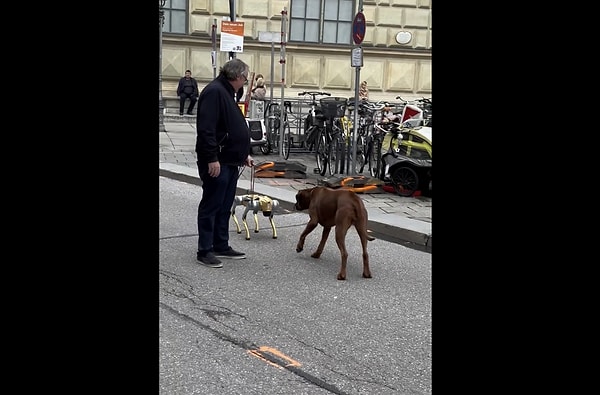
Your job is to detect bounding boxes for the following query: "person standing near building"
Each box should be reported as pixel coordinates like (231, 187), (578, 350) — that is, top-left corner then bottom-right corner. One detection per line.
(194, 58), (254, 268)
(176, 69), (199, 116)
(251, 77), (267, 100)
(359, 80), (369, 101)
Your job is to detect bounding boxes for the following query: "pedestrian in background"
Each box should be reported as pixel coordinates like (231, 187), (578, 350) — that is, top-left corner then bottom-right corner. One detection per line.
(251, 77), (267, 100)
(194, 58), (254, 268)
(359, 80), (369, 101)
(176, 69), (199, 116)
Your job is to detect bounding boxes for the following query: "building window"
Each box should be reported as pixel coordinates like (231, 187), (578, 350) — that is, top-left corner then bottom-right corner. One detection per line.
(163, 0), (187, 34)
(290, 0), (354, 45)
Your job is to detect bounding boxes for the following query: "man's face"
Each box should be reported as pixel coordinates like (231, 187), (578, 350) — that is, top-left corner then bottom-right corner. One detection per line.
(232, 69), (249, 92)
(185, 71), (191, 78)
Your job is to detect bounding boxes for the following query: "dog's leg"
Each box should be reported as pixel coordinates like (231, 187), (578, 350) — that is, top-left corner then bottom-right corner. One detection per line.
(356, 229), (372, 278)
(334, 224), (352, 280)
(312, 226), (332, 260)
(296, 220), (319, 253)
(356, 214), (373, 278)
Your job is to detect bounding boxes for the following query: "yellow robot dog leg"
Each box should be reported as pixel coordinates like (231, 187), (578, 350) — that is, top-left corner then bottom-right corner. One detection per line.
(268, 199), (279, 239)
(241, 195), (255, 240)
(250, 197), (261, 234)
(231, 195), (243, 234)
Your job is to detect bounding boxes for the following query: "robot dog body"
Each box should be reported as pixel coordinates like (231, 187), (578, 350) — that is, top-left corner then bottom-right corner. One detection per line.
(231, 194), (279, 240)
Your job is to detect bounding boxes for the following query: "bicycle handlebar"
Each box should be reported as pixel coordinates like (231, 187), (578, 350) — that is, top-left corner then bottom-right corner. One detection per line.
(359, 100), (387, 111)
(396, 96), (432, 105)
(298, 91), (331, 99)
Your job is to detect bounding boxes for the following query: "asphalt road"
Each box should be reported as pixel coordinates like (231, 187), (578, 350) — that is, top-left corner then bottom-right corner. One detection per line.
(159, 176), (432, 394)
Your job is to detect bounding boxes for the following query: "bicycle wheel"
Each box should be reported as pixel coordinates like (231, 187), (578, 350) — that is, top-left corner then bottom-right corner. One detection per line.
(259, 143), (271, 155)
(315, 128), (329, 176)
(327, 134), (340, 176)
(360, 136), (371, 174)
(282, 121), (291, 160)
(368, 137), (382, 179)
(354, 134), (366, 174)
(390, 166), (419, 197)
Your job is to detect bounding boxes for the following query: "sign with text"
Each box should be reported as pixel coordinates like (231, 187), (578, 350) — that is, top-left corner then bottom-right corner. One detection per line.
(351, 47), (363, 67)
(220, 21), (245, 52)
(258, 31), (279, 43)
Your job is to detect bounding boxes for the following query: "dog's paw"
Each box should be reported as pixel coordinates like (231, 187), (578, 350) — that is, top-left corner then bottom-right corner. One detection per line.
(363, 272), (372, 278)
(337, 273), (346, 280)
(296, 247), (303, 252)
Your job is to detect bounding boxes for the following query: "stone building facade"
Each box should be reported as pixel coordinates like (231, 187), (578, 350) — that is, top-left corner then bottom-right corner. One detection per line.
(161, 0), (431, 103)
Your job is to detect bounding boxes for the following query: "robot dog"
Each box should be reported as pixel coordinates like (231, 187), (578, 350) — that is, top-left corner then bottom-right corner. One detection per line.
(231, 194), (279, 240)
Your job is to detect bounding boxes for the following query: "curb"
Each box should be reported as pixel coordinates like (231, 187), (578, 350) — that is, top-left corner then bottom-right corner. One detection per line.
(160, 163), (432, 252)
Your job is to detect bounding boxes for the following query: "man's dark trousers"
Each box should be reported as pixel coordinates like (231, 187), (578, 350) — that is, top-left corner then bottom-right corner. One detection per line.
(196, 163), (239, 254)
(179, 93), (197, 115)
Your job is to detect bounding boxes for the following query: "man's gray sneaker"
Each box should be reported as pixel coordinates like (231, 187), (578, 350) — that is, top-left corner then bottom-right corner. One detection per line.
(214, 247), (246, 259)
(197, 252), (223, 268)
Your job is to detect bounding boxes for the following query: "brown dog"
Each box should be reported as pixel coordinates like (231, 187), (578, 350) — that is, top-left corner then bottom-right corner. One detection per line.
(294, 186), (375, 280)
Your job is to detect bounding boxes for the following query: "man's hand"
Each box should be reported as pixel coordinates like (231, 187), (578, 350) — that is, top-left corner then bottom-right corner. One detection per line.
(245, 155), (254, 167)
(208, 161), (220, 177)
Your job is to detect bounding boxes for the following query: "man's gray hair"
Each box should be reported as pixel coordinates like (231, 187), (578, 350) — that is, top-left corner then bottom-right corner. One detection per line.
(219, 58), (249, 81)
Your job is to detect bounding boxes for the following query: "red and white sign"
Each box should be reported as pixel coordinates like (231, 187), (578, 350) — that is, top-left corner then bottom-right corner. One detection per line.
(352, 12), (366, 45)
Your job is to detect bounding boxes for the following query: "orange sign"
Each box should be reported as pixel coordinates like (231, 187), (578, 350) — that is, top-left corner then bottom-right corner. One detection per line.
(220, 21), (245, 52)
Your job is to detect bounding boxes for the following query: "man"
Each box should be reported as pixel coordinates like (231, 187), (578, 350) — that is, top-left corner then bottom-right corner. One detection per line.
(176, 69), (199, 116)
(195, 59), (254, 268)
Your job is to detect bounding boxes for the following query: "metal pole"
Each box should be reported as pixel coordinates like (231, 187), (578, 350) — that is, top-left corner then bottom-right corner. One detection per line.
(229, 0), (236, 60)
(211, 19), (217, 78)
(269, 40), (274, 102)
(351, 73), (360, 175)
(279, 7), (288, 157)
(159, 0), (166, 133)
(351, 0), (365, 175)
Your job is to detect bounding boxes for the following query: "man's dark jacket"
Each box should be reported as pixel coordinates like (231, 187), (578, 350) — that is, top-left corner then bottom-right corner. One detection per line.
(195, 75), (250, 166)
(176, 77), (199, 97)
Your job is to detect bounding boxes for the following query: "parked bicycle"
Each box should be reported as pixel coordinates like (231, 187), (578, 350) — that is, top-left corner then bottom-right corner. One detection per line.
(261, 101), (281, 155)
(333, 102), (364, 175)
(314, 97), (348, 176)
(298, 91), (330, 151)
(279, 100), (294, 159)
(260, 99), (293, 159)
(358, 100), (394, 178)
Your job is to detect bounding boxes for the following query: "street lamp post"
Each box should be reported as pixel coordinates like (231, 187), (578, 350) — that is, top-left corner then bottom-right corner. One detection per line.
(159, 0), (166, 132)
